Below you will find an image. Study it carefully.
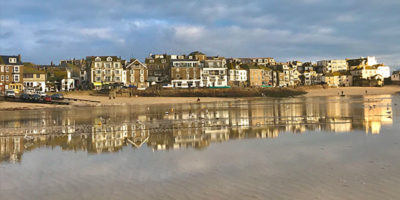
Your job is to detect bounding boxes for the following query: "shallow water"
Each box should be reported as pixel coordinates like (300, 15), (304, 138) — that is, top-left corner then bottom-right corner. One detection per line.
(1, 95), (400, 200)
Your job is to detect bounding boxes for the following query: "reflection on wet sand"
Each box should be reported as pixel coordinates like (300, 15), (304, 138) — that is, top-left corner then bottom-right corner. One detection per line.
(0, 95), (394, 163)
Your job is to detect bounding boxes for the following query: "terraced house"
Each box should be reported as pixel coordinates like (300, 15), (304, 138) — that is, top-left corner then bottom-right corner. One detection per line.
(22, 65), (46, 92)
(170, 57), (201, 88)
(125, 59), (148, 90)
(86, 56), (125, 90)
(145, 54), (172, 83)
(201, 56), (228, 87)
(0, 55), (23, 94)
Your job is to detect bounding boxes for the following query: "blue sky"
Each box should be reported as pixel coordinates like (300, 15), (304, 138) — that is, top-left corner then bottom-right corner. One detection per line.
(1, 0), (399, 67)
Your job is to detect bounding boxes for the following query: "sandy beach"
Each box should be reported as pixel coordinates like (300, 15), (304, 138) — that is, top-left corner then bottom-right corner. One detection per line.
(303, 85), (400, 97)
(0, 96), (239, 110)
(1, 86), (400, 110)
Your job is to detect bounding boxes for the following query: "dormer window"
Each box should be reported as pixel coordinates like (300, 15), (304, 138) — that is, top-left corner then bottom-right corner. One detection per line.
(9, 58), (17, 63)
(95, 57), (101, 62)
(107, 57), (112, 62)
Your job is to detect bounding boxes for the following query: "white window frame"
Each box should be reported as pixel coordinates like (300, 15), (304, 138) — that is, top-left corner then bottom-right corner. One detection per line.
(14, 74), (20, 82)
(14, 66), (19, 73)
(5, 66), (9, 72)
(9, 58), (16, 63)
(6, 75), (9, 81)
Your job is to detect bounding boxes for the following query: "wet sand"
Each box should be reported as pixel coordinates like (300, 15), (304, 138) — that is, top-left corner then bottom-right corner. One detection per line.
(65, 95), (240, 106)
(304, 85), (400, 97)
(1, 85), (400, 110)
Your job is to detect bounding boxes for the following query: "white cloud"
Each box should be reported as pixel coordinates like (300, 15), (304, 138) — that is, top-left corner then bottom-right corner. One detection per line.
(79, 28), (113, 39)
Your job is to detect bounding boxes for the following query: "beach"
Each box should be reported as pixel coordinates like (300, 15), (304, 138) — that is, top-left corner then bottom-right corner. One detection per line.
(1, 86), (400, 110)
(303, 85), (400, 97)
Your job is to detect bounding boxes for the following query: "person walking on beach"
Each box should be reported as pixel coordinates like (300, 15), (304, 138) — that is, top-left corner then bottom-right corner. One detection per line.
(365, 90), (368, 94)
(197, 97), (200, 103)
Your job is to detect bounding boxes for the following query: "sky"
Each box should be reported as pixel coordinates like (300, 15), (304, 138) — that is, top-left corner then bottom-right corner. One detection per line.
(1, 0), (400, 68)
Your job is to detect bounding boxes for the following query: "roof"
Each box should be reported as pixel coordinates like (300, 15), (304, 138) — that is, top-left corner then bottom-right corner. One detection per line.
(86, 56), (121, 62)
(188, 51), (205, 56)
(0, 55), (23, 65)
(23, 66), (46, 74)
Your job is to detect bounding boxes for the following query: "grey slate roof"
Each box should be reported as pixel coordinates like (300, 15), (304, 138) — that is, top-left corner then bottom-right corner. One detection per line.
(0, 55), (23, 65)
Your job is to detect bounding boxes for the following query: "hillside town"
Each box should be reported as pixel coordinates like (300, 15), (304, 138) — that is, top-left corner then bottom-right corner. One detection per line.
(0, 52), (398, 95)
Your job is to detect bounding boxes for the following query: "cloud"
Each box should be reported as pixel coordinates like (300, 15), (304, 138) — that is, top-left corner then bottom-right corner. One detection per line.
(0, 0), (399, 66)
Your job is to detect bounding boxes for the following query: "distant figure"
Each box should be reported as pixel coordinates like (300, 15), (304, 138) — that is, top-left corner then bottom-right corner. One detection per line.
(365, 90), (368, 94)
(341, 91), (344, 95)
(197, 97), (200, 103)
(113, 90), (116, 99)
(109, 91), (112, 99)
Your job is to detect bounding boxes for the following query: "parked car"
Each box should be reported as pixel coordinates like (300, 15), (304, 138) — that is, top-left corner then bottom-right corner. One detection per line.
(20, 93), (31, 101)
(162, 84), (173, 88)
(35, 91), (47, 97)
(51, 93), (64, 100)
(43, 95), (52, 103)
(31, 94), (41, 102)
(5, 90), (15, 98)
(25, 88), (35, 95)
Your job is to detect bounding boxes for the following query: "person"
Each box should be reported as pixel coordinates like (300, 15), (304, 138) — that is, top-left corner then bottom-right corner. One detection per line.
(365, 90), (368, 94)
(197, 97), (200, 103)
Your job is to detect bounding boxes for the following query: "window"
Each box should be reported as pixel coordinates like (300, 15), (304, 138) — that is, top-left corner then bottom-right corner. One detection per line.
(96, 70), (101, 74)
(140, 69), (144, 75)
(149, 59), (154, 63)
(95, 77), (101, 82)
(36, 74), (40, 78)
(95, 63), (100, 68)
(105, 63), (110, 68)
(6, 75), (9, 81)
(0, 66), (3, 72)
(14, 66), (19, 73)
(114, 63), (119, 68)
(5, 66), (9, 72)
(1, 75), (3, 81)
(115, 70), (119, 74)
(161, 59), (166, 63)
(107, 57), (112, 62)
(9, 58), (17, 63)
(14, 74), (20, 82)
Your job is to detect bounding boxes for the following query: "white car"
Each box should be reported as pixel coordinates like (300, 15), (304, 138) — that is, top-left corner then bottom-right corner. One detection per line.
(25, 88), (35, 95)
(35, 91), (47, 97)
(5, 90), (15, 98)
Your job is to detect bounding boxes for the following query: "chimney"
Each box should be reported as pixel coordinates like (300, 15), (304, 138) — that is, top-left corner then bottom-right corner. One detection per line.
(17, 54), (21, 62)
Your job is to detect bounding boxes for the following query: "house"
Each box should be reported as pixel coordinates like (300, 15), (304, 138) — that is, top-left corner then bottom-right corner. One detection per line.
(391, 71), (400, 85)
(86, 56), (125, 90)
(300, 70), (317, 86)
(272, 64), (295, 87)
(201, 56), (228, 87)
(145, 54), (172, 84)
(227, 63), (247, 87)
(0, 55), (24, 94)
(125, 59), (149, 90)
(170, 58), (201, 88)
(23, 64), (46, 92)
(60, 58), (87, 89)
(242, 65), (263, 87)
(323, 72), (352, 87)
(347, 56), (378, 70)
(317, 59), (348, 73)
(61, 69), (75, 91)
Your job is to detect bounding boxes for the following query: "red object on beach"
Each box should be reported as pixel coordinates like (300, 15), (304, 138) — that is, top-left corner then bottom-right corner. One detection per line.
(43, 96), (52, 102)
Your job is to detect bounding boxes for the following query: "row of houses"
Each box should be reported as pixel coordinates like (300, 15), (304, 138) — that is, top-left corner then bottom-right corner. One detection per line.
(0, 53), (395, 94)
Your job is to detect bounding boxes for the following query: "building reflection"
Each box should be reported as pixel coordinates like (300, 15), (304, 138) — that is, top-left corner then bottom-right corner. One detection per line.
(0, 95), (394, 163)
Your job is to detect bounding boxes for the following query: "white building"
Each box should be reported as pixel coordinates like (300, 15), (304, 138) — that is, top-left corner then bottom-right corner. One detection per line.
(61, 70), (75, 91)
(317, 59), (348, 73)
